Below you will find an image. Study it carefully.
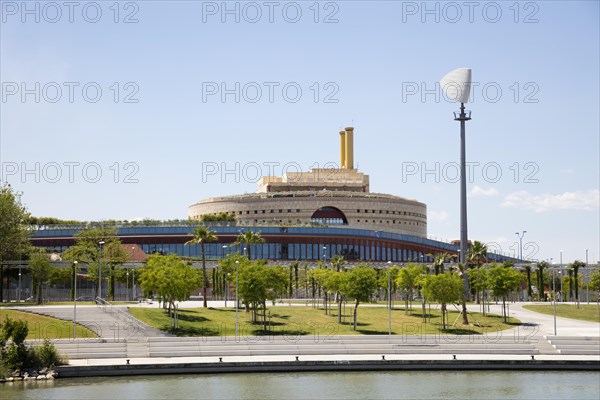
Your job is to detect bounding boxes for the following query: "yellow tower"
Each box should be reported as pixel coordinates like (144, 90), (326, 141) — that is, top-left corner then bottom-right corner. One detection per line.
(339, 130), (346, 169)
(344, 127), (354, 169)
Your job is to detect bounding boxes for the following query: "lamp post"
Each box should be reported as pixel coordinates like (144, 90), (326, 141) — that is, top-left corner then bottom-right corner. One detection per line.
(515, 231), (527, 261)
(223, 245), (228, 307)
(441, 68), (473, 304)
(585, 248), (589, 303)
(17, 267), (22, 303)
(559, 250), (563, 302)
(552, 261), (557, 336)
(73, 261), (78, 339)
(387, 260), (392, 336)
(235, 260), (239, 341)
(129, 246), (135, 302)
(98, 241), (105, 299)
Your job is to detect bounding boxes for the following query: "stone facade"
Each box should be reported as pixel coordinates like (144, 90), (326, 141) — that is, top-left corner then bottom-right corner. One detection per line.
(189, 191), (427, 237)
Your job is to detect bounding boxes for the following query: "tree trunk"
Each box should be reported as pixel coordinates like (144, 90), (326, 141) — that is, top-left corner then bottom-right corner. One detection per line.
(441, 303), (446, 330)
(461, 300), (469, 325)
(337, 294), (342, 324)
(201, 243), (208, 308)
(574, 267), (579, 308)
(36, 282), (42, 305)
(0, 266), (3, 302)
(262, 301), (266, 331)
(353, 300), (359, 331)
(71, 265), (75, 301)
(324, 291), (328, 315)
(502, 297), (507, 323)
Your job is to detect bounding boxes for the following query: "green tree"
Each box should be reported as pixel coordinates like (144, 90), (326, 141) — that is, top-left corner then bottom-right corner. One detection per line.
(377, 265), (399, 306)
(312, 267), (334, 314)
(396, 263), (424, 315)
(467, 241), (488, 268)
(138, 254), (202, 329)
(341, 266), (378, 331)
(326, 270), (346, 323)
(238, 262), (287, 328)
(590, 269), (600, 302)
(330, 255), (347, 272)
(0, 184), (32, 302)
(524, 263), (533, 300)
(422, 272), (464, 330)
(185, 226), (217, 308)
(431, 252), (454, 275)
(535, 261), (549, 301)
(468, 266), (490, 315)
(28, 251), (51, 304)
(487, 265), (522, 322)
(569, 260), (586, 307)
(234, 230), (265, 259)
(62, 227), (127, 301)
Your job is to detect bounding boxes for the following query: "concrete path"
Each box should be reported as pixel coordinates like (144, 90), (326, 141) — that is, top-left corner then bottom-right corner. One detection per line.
(9, 300), (599, 361)
(12, 304), (169, 339)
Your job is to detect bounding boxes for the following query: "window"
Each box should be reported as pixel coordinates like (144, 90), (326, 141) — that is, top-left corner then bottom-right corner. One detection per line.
(279, 209), (283, 213)
(270, 210), (274, 213)
(287, 209), (291, 213)
(262, 210), (266, 214)
(296, 209), (301, 212)
(357, 209), (360, 213)
(254, 210), (258, 214)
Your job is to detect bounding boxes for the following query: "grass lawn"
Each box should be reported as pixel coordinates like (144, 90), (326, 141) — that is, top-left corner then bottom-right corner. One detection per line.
(0, 309), (98, 340)
(129, 303), (519, 337)
(523, 304), (600, 323)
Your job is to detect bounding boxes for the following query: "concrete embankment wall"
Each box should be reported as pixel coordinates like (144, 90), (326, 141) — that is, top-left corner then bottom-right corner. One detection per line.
(57, 359), (600, 378)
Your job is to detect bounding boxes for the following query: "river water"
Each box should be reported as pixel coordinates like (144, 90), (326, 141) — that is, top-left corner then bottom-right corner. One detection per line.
(2, 371), (599, 399)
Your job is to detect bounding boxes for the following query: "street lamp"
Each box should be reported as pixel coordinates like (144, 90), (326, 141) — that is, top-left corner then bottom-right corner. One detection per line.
(559, 250), (563, 302)
(235, 260), (239, 341)
(222, 245), (229, 307)
(585, 248), (590, 304)
(551, 260), (557, 336)
(129, 246), (135, 302)
(73, 261), (78, 338)
(98, 241), (105, 299)
(17, 267), (22, 303)
(387, 260), (392, 336)
(323, 246), (327, 265)
(441, 67), (472, 302)
(515, 231), (527, 261)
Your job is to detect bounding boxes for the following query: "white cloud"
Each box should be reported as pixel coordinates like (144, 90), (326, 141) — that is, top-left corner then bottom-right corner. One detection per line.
(469, 186), (499, 197)
(429, 210), (449, 222)
(501, 189), (600, 213)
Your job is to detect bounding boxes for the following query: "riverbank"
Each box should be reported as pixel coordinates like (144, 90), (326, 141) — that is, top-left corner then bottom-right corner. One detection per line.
(56, 354), (600, 378)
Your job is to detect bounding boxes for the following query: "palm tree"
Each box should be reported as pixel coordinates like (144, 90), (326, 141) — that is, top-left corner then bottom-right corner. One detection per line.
(185, 226), (217, 308)
(524, 263), (533, 300)
(431, 252), (453, 275)
(467, 241), (488, 268)
(536, 261), (549, 301)
(570, 260), (586, 308)
(234, 230), (265, 259)
(466, 241), (488, 309)
(330, 255), (347, 272)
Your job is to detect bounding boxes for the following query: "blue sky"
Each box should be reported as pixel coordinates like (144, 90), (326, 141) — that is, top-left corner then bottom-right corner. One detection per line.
(1, 1), (598, 263)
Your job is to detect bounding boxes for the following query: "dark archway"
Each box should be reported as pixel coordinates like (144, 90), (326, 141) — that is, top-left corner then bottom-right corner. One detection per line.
(310, 206), (348, 225)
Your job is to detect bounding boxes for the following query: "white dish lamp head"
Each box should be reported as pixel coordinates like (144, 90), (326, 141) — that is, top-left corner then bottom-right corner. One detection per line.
(440, 68), (472, 104)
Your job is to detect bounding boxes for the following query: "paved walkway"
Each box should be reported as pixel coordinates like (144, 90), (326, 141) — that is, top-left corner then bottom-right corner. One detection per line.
(12, 304), (169, 339)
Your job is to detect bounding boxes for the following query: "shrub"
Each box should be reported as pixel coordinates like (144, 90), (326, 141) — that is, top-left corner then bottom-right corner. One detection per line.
(0, 316), (66, 372)
(34, 339), (66, 368)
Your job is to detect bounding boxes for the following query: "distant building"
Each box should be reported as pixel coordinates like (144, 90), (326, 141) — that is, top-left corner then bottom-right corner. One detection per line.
(189, 127), (427, 237)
